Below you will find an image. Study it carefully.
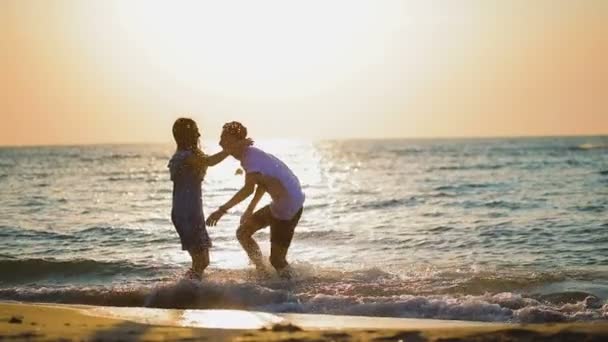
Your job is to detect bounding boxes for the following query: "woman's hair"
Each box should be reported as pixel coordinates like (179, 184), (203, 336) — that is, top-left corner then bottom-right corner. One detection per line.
(172, 118), (201, 152)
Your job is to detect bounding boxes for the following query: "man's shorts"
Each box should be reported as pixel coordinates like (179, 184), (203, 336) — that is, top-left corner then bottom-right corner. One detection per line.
(250, 205), (303, 248)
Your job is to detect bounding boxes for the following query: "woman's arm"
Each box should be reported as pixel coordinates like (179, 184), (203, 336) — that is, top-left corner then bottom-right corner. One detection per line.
(204, 151), (229, 167)
(204, 138), (254, 167)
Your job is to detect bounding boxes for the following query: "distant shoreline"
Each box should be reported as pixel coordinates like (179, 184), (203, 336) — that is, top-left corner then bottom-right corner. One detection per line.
(1, 134), (607, 148)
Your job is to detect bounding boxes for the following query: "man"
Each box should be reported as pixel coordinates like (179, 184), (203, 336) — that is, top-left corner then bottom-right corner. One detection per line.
(206, 122), (305, 278)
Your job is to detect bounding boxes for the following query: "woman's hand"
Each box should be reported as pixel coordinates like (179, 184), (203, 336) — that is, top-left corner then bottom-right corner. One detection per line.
(240, 138), (254, 148)
(223, 138), (254, 154)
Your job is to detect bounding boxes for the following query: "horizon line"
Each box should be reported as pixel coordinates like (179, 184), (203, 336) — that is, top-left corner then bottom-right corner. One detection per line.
(1, 133), (607, 148)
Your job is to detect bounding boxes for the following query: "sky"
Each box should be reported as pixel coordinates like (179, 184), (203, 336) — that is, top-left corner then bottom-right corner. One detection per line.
(1, 0), (607, 145)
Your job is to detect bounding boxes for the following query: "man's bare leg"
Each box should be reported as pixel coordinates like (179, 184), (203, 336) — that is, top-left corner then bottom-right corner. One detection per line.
(269, 243), (291, 279)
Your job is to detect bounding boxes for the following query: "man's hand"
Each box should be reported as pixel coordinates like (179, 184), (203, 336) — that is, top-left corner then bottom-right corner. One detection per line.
(240, 208), (253, 225)
(206, 208), (226, 227)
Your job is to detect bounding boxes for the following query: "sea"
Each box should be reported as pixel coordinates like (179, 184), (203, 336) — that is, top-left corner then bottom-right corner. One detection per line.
(1, 136), (607, 323)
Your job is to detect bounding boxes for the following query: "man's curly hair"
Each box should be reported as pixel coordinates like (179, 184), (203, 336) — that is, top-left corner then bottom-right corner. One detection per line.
(222, 121), (247, 140)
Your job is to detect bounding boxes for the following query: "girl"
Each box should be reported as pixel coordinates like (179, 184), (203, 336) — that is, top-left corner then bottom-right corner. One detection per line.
(168, 118), (251, 279)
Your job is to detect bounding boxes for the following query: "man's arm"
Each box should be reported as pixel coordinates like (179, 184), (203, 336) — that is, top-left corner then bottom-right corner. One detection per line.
(240, 184), (266, 224)
(206, 173), (259, 226)
(246, 185), (266, 213)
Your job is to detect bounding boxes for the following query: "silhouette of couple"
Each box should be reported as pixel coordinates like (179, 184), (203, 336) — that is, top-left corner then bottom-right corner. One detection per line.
(168, 119), (304, 280)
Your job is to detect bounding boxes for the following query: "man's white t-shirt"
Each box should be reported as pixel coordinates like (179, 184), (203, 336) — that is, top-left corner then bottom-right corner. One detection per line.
(241, 147), (305, 220)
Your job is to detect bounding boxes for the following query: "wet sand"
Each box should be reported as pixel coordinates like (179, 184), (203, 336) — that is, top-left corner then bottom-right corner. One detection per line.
(1, 301), (607, 341)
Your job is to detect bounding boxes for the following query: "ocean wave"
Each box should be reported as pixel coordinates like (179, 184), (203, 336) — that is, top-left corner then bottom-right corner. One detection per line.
(214, 229), (354, 243)
(427, 192), (454, 198)
(301, 203), (329, 211)
(0, 225), (174, 248)
(0, 258), (165, 284)
(571, 143), (608, 151)
(74, 226), (175, 245)
(426, 225), (453, 233)
(433, 183), (495, 192)
(443, 199), (531, 211)
(286, 229), (354, 241)
(80, 154), (143, 162)
(107, 175), (148, 182)
(0, 226), (73, 240)
(0, 161), (15, 168)
(387, 148), (424, 155)
(430, 164), (505, 171)
(575, 205), (606, 213)
(0, 270), (605, 323)
(481, 200), (527, 210)
(357, 197), (420, 210)
(0, 263), (606, 323)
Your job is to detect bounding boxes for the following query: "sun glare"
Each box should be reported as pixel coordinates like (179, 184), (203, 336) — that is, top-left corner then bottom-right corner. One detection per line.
(3, 0), (605, 145)
(106, 0), (404, 100)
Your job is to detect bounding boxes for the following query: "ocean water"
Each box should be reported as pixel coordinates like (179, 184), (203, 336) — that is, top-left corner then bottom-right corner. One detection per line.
(1, 136), (607, 323)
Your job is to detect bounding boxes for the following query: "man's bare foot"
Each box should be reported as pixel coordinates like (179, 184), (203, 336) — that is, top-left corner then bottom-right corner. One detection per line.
(252, 265), (273, 279)
(277, 266), (293, 280)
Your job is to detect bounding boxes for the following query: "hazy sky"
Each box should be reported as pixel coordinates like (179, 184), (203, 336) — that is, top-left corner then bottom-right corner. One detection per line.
(1, 0), (607, 145)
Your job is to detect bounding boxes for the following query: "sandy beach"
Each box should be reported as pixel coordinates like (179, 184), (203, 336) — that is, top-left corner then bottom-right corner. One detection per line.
(2, 301), (608, 341)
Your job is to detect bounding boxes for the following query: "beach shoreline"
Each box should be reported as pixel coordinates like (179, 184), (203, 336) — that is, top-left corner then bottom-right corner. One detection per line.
(1, 301), (608, 341)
